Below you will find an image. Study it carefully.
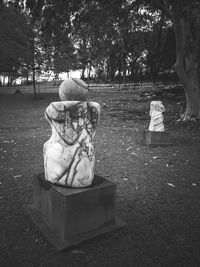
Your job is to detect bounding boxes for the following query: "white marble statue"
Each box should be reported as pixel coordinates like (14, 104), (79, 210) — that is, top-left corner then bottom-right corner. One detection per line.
(148, 100), (165, 131)
(43, 101), (100, 187)
(43, 78), (100, 188)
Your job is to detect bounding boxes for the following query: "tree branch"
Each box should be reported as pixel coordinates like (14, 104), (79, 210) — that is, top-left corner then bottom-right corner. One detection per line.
(150, 0), (172, 19)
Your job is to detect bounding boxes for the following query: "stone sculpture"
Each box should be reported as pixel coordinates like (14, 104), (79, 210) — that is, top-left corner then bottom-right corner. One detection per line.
(59, 78), (88, 101)
(148, 100), (165, 131)
(26, 78), (124, 250)
(43, 78), (100, 188)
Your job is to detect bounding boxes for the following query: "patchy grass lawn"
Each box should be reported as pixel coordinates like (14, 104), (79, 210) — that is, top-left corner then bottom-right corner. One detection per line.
(0, 92), (200, 267)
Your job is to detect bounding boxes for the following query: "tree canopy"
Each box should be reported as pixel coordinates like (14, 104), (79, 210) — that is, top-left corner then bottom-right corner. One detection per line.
(0, 4), (32, 84)
(1, 0), (200, 120)
(1, 0), (176, 84)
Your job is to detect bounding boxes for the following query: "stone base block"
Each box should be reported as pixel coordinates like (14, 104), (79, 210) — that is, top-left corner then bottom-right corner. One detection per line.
(139, 131), (172, 147)
(24, 173), (125, 250)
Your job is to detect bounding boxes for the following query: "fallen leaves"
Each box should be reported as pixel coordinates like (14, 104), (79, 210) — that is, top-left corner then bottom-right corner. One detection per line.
(3, 140), (14, 144)
(13, 175), (22, 179)
(167, 183), (175, 187)
(166, 161), (173, 168)
(131, 152), (137, 156)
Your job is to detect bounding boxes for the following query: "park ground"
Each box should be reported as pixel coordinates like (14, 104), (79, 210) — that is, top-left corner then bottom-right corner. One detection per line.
(0, 91), (200, 267)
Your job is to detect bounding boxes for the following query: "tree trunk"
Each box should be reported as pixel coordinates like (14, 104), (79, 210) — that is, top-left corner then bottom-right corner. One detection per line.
(153, 15), (164, 85)
(81, 65), (86, 79)
(32, 63), (36, 97)
(123, 67), (126, 87)
(54, 73), (58, 86)
(173, 12), (200, 120)
(122, 53), (126, 87)
(118, 60), (121, 87)
(30, 33), (37, 98)
(87, 62), (91, 84)
(3, 75), (5, 86)
(184, 70), (200, 118)
(26, 74), (29, 84)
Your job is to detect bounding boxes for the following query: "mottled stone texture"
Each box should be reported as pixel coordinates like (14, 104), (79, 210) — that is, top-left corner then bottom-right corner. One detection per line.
(149, 100), (165, 132)
(43, 101), (100, 188)
(59, 78), (88, 101)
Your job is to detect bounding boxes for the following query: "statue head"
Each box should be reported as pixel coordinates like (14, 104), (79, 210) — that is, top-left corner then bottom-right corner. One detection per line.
(59, 78), (88, 101)
(150, 100), (165, 113)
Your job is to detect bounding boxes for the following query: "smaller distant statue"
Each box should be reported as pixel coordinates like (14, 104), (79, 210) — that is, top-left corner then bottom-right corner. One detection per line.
(148, 100), (165, 131)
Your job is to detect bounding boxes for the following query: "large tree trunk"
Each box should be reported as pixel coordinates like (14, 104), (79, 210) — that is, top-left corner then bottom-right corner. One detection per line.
(173, 11), (200, 120)
(183, 66), (200, 119)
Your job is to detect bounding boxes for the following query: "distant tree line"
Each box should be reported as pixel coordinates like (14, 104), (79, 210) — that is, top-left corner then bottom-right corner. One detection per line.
(1, 0), (200, 120)
(0, 0), (176, 88)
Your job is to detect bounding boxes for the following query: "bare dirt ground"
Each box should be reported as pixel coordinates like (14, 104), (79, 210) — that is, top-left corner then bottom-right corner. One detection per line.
(0, 91), (200, 267)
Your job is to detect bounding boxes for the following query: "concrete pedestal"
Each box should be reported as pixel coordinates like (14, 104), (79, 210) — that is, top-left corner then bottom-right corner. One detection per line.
(142, 130), (172, 147)
(24, 173), (125, 250)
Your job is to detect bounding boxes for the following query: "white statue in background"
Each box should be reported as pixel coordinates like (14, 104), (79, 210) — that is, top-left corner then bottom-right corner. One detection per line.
(43, 78), (100, 188)
(148, 100), (165, 131)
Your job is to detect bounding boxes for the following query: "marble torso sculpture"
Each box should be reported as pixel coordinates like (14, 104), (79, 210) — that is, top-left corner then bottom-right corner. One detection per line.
(43, 78), (100, 188)
(148, 100), (165, 131)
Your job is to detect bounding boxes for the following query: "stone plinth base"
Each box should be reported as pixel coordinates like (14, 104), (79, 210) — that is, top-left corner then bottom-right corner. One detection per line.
(24, 173), (125, 250)
(139, 131), (172, 147)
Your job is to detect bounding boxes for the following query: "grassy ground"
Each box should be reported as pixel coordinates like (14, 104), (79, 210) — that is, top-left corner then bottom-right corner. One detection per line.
(0, 92), (200, 267)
